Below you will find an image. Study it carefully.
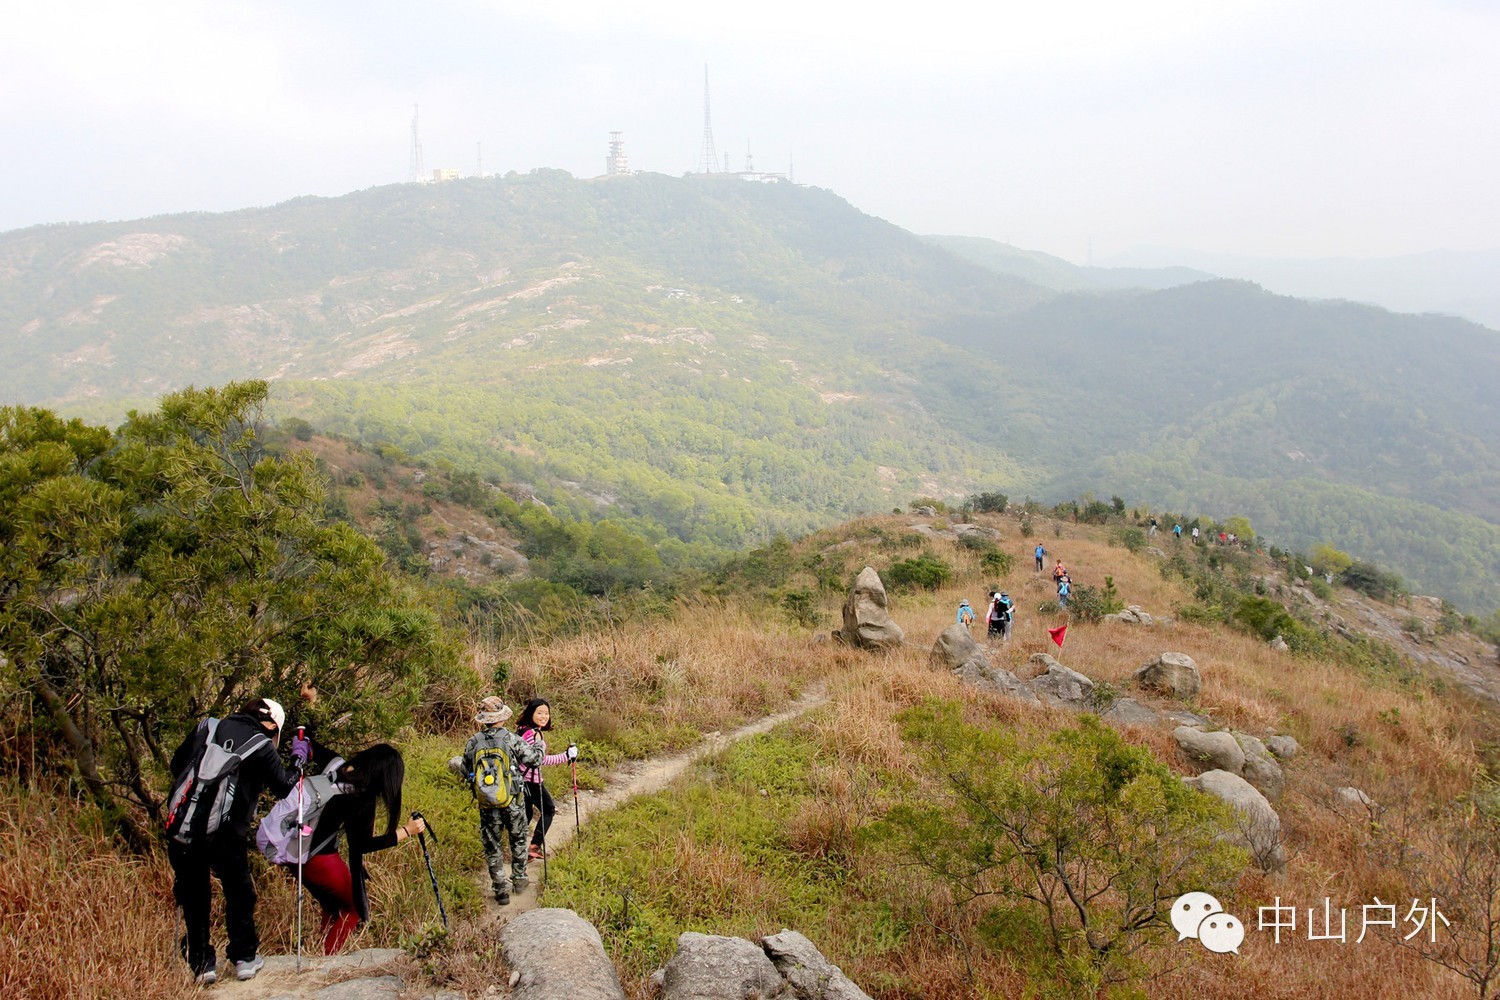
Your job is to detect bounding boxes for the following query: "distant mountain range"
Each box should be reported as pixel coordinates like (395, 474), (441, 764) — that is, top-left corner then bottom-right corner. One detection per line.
(2, 172), (1496, 610)
(930, 234), (1500, 330)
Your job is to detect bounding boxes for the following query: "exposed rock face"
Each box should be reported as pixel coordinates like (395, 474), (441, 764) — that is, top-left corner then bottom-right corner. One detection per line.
(954, 660), (1042, 705)
(1268, 635), (1290, 653)
(1134, 652), (1202, 700)
(762, 929), (874, 1000)
(832, 567), (905, 650)
(1104, 605), (1156, 626)
(501, 908), (627, 1000)
(1029, 662), (1097, 710)
(1233, 733), (1285, 800)
(1184, 769), (1286, 872)
(660, 932), (787, 999)
(1174, 727), (1245, 774)
(1265, 735), (1299, 761)
(1334, 786), (1377, 810)
(930, 623), (984, 671)
(1100, 697), (1162, 728)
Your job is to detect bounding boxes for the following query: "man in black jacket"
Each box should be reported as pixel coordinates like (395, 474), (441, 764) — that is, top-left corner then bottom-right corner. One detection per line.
(167, 697), (304, 984)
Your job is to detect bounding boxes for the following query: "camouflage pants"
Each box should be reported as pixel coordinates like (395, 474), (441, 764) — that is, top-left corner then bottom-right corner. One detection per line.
(478, 801), (530, 893)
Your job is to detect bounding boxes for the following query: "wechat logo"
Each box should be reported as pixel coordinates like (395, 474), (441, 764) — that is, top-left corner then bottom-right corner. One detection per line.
(1172, 892), (1245, 954)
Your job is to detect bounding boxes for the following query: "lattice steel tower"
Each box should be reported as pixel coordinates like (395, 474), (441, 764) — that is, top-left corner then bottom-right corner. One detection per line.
(409, 104), (425, 183)
(698, 66), (719, 174)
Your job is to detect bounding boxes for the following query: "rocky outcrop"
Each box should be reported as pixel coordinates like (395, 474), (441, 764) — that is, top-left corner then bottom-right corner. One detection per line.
(954, 660), (1042, 705)
(1100, 696), (1163, 727)
(1134, 652), (1201, 700)
(1265, 735), (1299, 761)
(659, 933), (786, 999)
(501, 908), (627, 1000)
(1028, 656), (1097, 710)
(1103, 605), (1156, 626)
(1173, 727), (1245, 774)
(929, 623), (984, 671)
(762, 929), (874, 1000)
(1234, 733), (1285, 800)
(832, 567), (904, 650)
(1184, 769), (1286, 872)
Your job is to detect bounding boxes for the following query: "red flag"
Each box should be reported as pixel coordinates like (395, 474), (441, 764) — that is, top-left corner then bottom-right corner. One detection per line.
(1048, 624), (1067, 648)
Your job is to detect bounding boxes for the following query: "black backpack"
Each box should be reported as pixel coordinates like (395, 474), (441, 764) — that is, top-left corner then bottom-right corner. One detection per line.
(163, 719), (270, 844)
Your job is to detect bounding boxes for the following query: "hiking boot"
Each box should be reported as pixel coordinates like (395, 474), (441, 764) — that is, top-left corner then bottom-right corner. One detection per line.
(234, 956), (264, 981)
(528, 845), (546, 860)
(512, 875), (530, 892)
(194, 967), (218, 986)
(495, 888), (511, 905)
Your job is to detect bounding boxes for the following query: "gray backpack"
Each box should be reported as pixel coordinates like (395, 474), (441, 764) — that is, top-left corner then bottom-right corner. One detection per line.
(163, 719), (270, 844)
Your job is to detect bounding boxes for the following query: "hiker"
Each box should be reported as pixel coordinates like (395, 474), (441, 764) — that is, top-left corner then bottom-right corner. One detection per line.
(1149, 516), (1159, 536)
(996, 592), (1015, 640)
(956, 599), (976, 630)
(1057, 576), (1071, 608)
(260, 740), (426, 955)
(1052, 559), (1067, 585)
(456, 696), (542, 904)
(515, 698), (577, 861)
(1034, 543), (1046, 572)
(165, 697), (302, 985)
(1173, 523), (1183, 541)
(1191, 526), (1200, 544)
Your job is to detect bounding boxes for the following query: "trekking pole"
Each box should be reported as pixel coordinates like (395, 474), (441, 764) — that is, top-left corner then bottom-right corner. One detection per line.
(411, 811), (447, 929)
(294, 727), (306, 973)
(570, 748), (581, 843)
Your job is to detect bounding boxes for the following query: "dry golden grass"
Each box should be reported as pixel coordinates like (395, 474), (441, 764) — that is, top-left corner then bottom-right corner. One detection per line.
(0, 785), (195, 1000)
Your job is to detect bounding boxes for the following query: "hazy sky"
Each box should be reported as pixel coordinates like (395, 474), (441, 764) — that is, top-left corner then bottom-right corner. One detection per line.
(4, 0), (1497, 263)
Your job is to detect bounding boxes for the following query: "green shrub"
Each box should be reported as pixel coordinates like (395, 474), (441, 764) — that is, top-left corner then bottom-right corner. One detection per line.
(981, 550), (1014, 575)
(885, 554), (954, 591)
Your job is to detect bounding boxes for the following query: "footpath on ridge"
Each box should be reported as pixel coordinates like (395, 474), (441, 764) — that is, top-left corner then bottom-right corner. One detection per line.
(208, 684), (830, 999)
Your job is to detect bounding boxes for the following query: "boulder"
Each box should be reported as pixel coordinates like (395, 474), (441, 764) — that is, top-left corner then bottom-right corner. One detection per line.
(1134, 652), (1201, 700)
(1334, 786), (1377, 810)
(1233, 733), (1285, 800)
(1264, 735), (1299, 761)
(313, 977), (404, 1000)
(500, 908), (626, 1000)
(761, 929), (873, 1000)
(1268, 635), (1290, 653)
(1100, 697), (1162, 728)
(1115, 605), (1155, 626)
(1173, 727), (1245, 774)
(954, 660), (1042, 705)
(1184, 769), (1286, 872)
(930, 623), (984, 671)
(1029, 663), (1097, 710)
(661, 932), (787, 1000)
(832, 567), (904, 650)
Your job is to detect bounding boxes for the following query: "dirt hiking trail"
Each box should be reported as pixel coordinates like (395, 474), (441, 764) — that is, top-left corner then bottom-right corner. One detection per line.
(486, 684), (830, 924)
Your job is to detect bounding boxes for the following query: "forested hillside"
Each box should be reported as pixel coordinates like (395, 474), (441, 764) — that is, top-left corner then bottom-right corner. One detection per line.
(1, 171), (1496, 610)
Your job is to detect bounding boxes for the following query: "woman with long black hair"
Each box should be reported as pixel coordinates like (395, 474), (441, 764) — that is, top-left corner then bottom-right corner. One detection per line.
(514, 698), (576, 860)
(274, 743), (426, 954)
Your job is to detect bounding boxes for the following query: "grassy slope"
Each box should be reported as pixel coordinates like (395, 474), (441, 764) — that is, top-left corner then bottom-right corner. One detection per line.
(9, 511), (1496, 997)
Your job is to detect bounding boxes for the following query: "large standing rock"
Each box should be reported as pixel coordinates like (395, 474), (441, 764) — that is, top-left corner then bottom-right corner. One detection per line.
(661, 932), (788, 1000)
(1183, 769), (1286, 872)
(1134, 653), (1201, 700)
(761, 929), (873, 1000)
(1029, 662), (1097, 710)
(500, 909), (626, 1000)
(832, 567), (905, 650)
(930, 623), (984, 671)
(1234, 733), (1285, 801)
(1173, 727), (1245, 774)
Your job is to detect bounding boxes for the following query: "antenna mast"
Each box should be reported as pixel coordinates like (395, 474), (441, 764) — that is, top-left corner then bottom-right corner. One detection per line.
(409, 104), (425, 183)
(698, 66), (719, 174)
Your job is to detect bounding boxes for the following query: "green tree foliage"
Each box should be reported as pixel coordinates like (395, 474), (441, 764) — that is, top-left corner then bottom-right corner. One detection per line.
(0, 382), (459, 845)
(875, 704), (1244, 993)
(1311, 543), (1354, 577)
(969, 491), (1008, 514)
(883, 553), (953, 591)
(1342, 560), (1405, 601)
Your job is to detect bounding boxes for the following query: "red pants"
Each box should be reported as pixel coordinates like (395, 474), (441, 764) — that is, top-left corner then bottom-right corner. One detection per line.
(284, 853), (361, 954)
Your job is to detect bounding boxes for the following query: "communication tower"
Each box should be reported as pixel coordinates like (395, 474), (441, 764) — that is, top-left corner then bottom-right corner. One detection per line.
(606, 132), (629, 176)
(698, 66), (719, 174)
(409, 104), (425, 183)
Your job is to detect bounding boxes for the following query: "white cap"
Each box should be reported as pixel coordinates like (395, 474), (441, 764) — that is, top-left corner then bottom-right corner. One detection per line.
(262, 698), (286, 731)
